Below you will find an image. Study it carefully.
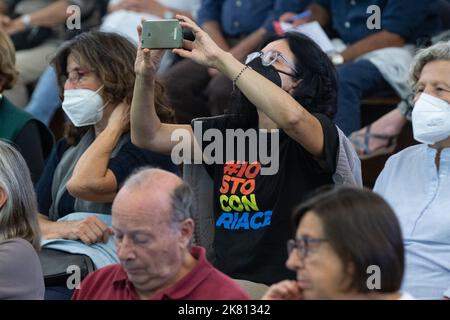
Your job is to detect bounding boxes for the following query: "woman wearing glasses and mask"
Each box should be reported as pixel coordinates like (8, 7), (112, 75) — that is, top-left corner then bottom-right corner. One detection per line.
(374, 42), (450, 300)
(263, 187), (410, 300)
(36, 31), (177, 245)
(131, 16), (342, 285)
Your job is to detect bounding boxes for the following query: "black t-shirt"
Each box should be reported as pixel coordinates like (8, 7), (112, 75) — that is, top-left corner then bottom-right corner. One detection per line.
(194, 113), (339, 284)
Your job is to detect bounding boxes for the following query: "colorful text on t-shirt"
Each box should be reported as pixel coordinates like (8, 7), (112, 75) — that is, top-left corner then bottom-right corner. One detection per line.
(216, 161), (272, 230)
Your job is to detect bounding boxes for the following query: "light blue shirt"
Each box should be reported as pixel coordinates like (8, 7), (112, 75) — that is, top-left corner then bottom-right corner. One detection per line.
(374, 145), (450, 299)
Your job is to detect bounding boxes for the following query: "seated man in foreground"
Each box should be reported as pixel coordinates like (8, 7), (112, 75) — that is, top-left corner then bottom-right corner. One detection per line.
(72, 168), (250, 300)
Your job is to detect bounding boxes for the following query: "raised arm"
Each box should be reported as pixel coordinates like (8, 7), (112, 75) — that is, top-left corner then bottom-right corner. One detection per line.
(173, 16), (326, 158)
(65, 103), (130, 203)
(130, 24), (196, 157)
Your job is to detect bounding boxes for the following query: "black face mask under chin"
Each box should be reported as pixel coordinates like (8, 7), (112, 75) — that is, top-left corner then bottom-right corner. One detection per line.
(228, 58), (283, 129)
(246, 57), (283, 88)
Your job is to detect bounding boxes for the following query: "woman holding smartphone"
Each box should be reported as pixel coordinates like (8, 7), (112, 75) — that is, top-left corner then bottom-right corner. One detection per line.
(131, 15), (341, 285)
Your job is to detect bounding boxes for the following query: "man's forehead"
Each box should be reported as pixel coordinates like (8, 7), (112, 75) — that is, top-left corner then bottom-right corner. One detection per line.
(115, 187), (172, 211)
(112, 210), (170, 231)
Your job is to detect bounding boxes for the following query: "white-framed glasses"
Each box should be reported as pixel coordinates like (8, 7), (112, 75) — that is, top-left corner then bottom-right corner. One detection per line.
(246, 50), (299, 78)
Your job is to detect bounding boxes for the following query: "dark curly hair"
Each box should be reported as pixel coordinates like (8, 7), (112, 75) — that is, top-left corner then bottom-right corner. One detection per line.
(227, 32), (338, 129)
(279, 32), (338, 118)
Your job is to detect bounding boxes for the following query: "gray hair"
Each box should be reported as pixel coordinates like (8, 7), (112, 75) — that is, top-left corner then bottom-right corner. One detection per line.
(0, 140), (41, 250)
(411, 41), (450, 86)
(122, 167), (194, 226)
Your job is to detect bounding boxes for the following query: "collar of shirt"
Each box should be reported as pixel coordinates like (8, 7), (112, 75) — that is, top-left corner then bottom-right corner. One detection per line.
(424, 145), (450, 176)
(431, 146), (450, 166)
(111, 246), (213, 300)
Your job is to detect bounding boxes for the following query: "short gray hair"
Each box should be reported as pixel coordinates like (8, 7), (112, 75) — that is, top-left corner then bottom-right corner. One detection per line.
(0, 140), (41, 250)
(411, 41), (450, 86)
(170, 183), (195, 226)
(122, 167), (194, 225)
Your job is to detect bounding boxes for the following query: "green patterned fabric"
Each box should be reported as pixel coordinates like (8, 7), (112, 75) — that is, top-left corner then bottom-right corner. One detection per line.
(0, 95), (33, 142)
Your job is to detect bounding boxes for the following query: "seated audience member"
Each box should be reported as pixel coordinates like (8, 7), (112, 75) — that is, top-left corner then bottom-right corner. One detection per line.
(351, 33), (450, 158)
(72, 168), (250, 300)
(102, 0), (201, 72)
(374, 41), (450, 300)
(0, 0), (100, 108)
(102, 0), (200, 44)
(0, 140), (45, 300)
(282, 0), (440, 140)
(161, 0), (304, 123)
(25, 0), (201, 125)
(263, 187), (410, 300)
(0, 29), (53, 182)
(131, 16), (347, 285)
(36, 31), (177, 245)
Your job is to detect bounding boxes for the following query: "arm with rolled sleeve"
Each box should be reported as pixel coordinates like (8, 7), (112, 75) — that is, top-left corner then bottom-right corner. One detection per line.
(380, 0), (438, 43)
(340, 0), (438, 62)
(197, 0), (230, 51)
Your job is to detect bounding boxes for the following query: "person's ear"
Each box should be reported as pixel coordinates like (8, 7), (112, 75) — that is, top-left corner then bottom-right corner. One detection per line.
(293, 78), (302, 88)
(288, 79), (303, 95)
(179, 218), (194, 249)
(0, 187), (8, 209)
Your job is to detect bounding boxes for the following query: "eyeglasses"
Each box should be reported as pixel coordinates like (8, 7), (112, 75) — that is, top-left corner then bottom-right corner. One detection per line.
(246, 50), (299, 79)
(287, 236), (328, 259)
(65, 68), (96, 84)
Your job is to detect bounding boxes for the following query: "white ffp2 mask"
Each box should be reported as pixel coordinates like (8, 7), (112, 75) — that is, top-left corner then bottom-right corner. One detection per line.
(412, 93), (450, 145)
(62, 86), (106, 127)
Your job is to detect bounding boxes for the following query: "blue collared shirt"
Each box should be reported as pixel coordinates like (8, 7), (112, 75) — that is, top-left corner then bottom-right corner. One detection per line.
(374, 145), (450, 299)
(314, 0), (441, 44)
(197, 0), (311, 37)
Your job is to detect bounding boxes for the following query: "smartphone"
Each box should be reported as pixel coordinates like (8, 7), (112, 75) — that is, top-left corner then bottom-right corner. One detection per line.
(141, 19), (183, 49)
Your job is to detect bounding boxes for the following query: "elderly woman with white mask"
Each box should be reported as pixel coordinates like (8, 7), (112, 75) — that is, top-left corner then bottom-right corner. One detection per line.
(374, 41), (450, 300)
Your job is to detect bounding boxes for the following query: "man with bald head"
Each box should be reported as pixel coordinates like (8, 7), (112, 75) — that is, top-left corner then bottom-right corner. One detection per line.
(72, 168), (249, 300)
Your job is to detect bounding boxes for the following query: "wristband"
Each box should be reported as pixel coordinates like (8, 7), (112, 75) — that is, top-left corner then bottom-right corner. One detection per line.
(233, 65), (251, 90)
